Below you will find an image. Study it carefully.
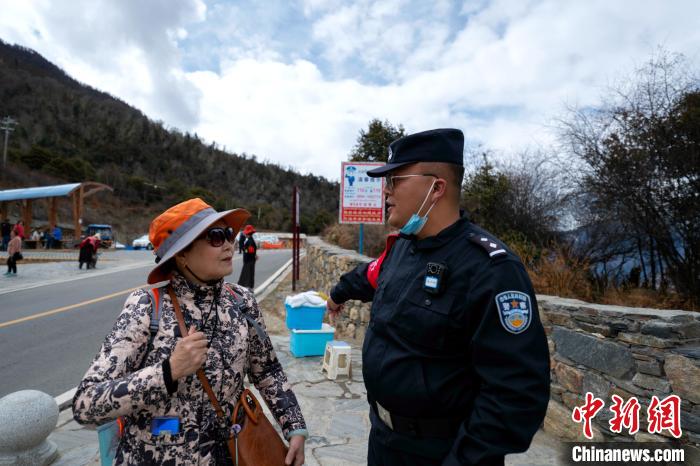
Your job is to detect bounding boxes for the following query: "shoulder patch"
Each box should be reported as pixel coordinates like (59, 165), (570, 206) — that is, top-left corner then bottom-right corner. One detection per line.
(469, 234), (507, 258)
(494, 291), (532, 334)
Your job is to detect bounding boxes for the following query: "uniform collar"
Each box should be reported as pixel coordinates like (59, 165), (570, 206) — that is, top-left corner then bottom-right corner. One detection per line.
(399, 211), (469, 250)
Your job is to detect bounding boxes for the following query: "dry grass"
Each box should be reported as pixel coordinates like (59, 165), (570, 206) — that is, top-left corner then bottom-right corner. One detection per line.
(509, 240), (594, 302)
(599, 287), (695, 311)
(509, 239), (696, 311)
(321, 224), (697, 312)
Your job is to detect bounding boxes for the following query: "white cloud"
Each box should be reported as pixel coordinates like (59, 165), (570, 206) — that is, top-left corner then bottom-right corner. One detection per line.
(0, 0), (206, 128)
(2, 0), (700, 182)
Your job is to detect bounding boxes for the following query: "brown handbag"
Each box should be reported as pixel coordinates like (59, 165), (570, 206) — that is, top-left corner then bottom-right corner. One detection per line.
(231, 388), (289, 466)
(167, 286), (288, 466)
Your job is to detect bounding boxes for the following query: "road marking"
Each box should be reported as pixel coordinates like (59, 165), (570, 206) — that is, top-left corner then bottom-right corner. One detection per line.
(0, 286), (140, 329)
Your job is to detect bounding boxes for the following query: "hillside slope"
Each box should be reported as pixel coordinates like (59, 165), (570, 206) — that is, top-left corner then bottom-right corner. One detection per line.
(0, 39), (338, 239)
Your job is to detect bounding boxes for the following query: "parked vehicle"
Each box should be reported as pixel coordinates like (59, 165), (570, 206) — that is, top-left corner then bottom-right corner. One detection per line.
(132, 234), (153, 250)
(86, 224), (114, 248)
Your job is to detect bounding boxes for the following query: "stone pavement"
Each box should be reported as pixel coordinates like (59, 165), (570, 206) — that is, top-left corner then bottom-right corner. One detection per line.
(48, 332), (563, 465)
(0, 250), (154, 295)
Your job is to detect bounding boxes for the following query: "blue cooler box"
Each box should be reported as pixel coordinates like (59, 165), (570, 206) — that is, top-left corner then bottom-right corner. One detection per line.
(285, 303), (325, 330)
(290, 324), (335, 357)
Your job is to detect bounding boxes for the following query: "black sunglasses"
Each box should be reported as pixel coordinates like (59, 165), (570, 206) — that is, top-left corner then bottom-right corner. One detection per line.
(201, 226), (235, 247)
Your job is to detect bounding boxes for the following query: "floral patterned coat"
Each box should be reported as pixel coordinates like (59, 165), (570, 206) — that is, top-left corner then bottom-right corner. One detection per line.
(73, 272), (306, 465)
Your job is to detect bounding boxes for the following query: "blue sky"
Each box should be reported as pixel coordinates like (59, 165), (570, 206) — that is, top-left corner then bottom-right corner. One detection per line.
(1, 0), (699, 180)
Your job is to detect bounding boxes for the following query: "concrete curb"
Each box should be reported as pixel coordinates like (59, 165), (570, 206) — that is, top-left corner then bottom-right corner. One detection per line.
(254, 257), (293, 297)
(53, 255), (299, 412)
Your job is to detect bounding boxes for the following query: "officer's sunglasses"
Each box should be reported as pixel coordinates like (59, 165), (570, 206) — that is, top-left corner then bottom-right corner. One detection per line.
(200, 226), (236, 247)
(385, 173), (437, 190)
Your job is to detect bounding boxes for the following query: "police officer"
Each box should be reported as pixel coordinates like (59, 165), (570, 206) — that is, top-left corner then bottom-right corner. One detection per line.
(327, 129), (550, 465)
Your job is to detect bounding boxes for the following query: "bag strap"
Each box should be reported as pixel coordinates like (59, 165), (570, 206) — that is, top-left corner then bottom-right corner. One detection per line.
(223, 284), (266, 340)
(166, 285), (238, 462)
(119, 285), (167, 439)
(146, 286), (164, 340)
(231, 388), (260, 426)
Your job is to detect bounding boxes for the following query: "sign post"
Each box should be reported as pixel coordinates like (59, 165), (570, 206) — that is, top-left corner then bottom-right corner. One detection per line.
(292, 186), (300, 291)
(339, 162), (385, 255)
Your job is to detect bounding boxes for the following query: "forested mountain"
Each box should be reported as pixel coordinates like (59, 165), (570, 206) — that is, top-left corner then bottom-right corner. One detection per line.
(0, 39), (338, 235)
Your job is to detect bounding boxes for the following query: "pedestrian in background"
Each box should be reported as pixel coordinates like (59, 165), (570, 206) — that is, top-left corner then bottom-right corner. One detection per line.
(46, 226), (55, 249)
(237, 229), (246, 254)
(5, 229), (22, 276)
(237, 224), (257, 289)
(13, 220), (24, 240)
(52, 224), (62, 248)
(42, 228), (50, 248)
(1, 218), (11, 251)
(78, 234), (100, 269)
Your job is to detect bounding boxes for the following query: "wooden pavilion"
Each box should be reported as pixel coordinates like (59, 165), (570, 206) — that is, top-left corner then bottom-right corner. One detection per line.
(0, 182), (113, 244)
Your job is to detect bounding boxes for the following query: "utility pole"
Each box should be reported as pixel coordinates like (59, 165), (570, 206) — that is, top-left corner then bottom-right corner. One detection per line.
(1, 116), (18, 183)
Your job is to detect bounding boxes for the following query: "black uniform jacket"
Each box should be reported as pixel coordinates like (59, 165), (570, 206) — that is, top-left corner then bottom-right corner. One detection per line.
(330, 215), (550, 464)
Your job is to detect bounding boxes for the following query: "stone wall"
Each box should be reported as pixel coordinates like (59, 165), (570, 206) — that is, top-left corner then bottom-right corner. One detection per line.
(276, 233), (307, 249)
(539, 295), (700, 449)
(306, 237), (373, 341)
(305, 237), (700, 448)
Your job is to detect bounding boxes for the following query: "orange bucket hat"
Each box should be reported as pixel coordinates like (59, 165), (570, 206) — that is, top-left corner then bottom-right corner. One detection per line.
(147, 198), (249, 284)
(243, 224), (256, 235)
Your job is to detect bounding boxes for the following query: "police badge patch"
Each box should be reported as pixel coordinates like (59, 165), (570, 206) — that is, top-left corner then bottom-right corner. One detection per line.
(495, 291), (532, 334)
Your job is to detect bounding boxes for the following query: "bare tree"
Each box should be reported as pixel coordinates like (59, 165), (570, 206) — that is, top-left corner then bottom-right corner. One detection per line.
(560, 50), (700, 302)
(462, 148), (573, 247)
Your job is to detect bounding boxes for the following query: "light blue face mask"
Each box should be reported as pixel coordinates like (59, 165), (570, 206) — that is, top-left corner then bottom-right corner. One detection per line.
(399, 180), (437, 235)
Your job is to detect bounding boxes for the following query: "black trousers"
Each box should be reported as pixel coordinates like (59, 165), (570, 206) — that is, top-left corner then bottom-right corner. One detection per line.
(7, 253), (18, 273)
(368, 432), (443, 466)
(237, 260), (255, 288)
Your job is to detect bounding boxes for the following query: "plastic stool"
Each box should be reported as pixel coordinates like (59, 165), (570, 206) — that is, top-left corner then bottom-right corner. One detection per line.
(322, 341), (352, 380)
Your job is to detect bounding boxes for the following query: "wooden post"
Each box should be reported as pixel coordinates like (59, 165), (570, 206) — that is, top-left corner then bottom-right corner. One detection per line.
(48, 197), (57, 229)
(73, 191), (81, 244)
(23, 199), (32, 232)
(78, 184), (84, 224)
(294, 187), (300, 282)
(292, 187), (297, 291)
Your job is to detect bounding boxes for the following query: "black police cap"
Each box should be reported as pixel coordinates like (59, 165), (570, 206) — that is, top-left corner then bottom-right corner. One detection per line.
(367, 128), (464, 177)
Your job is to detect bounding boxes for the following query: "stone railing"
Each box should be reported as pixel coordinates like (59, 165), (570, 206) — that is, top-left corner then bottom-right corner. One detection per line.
(305, 237), (700, 449)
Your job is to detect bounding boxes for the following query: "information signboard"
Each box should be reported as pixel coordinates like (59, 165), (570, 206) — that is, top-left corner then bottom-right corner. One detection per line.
(339, 162), (385, 224)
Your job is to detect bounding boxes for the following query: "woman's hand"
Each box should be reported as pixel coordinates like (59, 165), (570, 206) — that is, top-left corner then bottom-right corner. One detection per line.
(285, 435), (305, 466)
(326, 297), (343, 323)
(169, 326), (207, 380)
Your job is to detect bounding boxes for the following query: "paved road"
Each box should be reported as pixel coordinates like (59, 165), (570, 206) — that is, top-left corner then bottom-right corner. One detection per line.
(0, 249), (291, 398)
